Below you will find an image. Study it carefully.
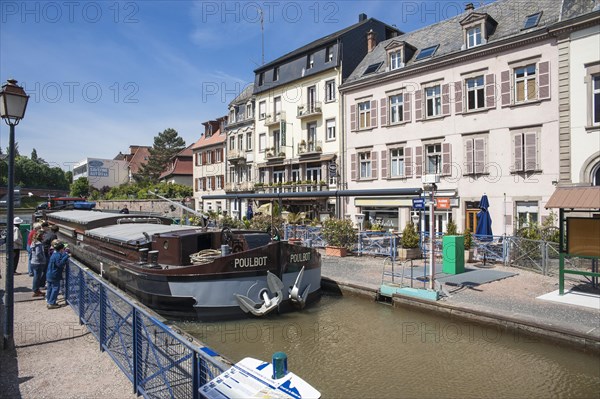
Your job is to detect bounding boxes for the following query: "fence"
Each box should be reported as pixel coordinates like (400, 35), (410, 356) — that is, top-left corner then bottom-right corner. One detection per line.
(65, 260), (228, 399)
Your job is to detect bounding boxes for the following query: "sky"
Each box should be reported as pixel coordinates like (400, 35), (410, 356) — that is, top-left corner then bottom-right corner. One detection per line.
(0, 0), (491, 171)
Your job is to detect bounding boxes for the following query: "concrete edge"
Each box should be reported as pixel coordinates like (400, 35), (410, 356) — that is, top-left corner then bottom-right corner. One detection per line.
(320, 277), (600, 355)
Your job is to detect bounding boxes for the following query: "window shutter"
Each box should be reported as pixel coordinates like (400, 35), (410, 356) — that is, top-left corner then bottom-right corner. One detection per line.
(350, 153), (357, 181)
(513, 134), (523, 172)
(221, 175), (225, 188)
(372, 151), (378, 179)
(403, 92), (412, 122)
(485, 74), (496, 108)
(211, 176), (216, 190)
(202, 152), (206, 165)
(370, 99), (378, 128)
(194, 178), (198, 191)
(442, 143), (452, 176)
(415, 146), (423, 177)
(474, 138), (485, 174)
(405, 147), (413, 177)
(350, 104), (357, 131)
(442, 83), (450, 116)
(380, 98), (387, 126)
(524, 132), (537, 171)
(415, 90), (422, 120)
(465, 139), (474, 175)
(454, 81), (463, 114)
(220, 148), (224, 161)
(202, 177), (206, 190)
(501, 70), (511, 106)
(538, 61), (550, 100)
(381, 150), (387, 178)
(212, 150), (217, 164)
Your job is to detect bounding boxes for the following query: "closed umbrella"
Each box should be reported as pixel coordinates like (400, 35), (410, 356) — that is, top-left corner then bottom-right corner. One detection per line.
(475, 194), (493, 240)
(246, 204), (254, 220)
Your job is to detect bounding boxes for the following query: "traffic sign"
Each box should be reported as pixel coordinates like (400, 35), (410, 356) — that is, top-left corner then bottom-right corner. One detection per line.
(436, 198), (451, 209)
(412, 198), (425, 209)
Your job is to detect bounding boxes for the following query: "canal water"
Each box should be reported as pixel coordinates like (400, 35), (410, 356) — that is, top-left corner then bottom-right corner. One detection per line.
(180, 292), (600, 398)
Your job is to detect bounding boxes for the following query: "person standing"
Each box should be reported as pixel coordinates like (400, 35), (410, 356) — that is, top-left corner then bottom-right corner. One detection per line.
(45, 242), (69, 309)
(27, 222), (42, 277)
(13, 217), (24, 275)
(41, 225), (59, 288)
(30, 231), (46, 297)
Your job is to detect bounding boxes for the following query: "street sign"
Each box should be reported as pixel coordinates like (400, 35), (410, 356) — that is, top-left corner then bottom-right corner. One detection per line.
(412, 198), (425, 209)
(436, 198), (451, 209)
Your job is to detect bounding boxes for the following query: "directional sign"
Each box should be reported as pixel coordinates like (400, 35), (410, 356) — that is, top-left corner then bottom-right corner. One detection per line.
(436, 198), (451, 209)
(412, 198), (425, 209)
(280, 120), (286, 146)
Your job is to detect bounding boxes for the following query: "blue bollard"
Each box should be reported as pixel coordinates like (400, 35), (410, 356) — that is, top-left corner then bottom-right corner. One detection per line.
(272, 352), (288, 379)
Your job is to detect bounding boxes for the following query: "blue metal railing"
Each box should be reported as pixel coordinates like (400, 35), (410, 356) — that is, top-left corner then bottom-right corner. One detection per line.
(65, 260), (228, 399)
(356, 231), (398, 259)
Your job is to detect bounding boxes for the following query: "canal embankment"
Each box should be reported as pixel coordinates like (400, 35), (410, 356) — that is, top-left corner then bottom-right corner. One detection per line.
(319, 251), (600, 354)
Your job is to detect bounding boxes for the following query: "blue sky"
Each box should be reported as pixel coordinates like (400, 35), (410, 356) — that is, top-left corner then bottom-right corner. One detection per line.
(0, 0), (486, 171)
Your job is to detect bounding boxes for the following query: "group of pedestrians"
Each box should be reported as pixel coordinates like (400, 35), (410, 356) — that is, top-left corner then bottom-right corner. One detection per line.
(13, 217), (70, 309)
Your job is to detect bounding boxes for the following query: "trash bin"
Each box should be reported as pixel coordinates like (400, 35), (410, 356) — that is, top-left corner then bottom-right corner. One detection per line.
(442, 235), (465, 274)
(19, 223), (30, 246)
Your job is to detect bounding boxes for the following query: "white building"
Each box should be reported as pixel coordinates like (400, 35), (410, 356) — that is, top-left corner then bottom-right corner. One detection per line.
(73, 158), (129, 188)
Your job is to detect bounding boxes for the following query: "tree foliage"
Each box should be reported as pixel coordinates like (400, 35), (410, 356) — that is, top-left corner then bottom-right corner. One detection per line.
(1, 153), (69, 189)
(136, 128), (186, 183)
(89, 181), (193, 201)
(70, 177), (91, 197)
(321, 218), (356, 249)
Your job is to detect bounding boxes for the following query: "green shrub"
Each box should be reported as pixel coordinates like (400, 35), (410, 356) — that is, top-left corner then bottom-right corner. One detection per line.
(321, 218), (356, 249)
(445, 220), (458, 236)
(463, 229), (473, 250)
(401, 221), (419, 248)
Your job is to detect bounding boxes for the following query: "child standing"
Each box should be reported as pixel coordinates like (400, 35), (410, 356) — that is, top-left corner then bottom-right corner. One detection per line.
(45, 242), (69, 309)
(30, 231), (46, 297)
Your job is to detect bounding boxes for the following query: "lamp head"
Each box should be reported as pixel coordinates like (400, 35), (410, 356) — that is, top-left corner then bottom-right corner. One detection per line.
(0, 79), (29, 125)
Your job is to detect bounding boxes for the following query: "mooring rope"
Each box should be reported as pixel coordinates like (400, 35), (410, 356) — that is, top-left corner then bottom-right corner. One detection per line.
(189, 249), (222, 265)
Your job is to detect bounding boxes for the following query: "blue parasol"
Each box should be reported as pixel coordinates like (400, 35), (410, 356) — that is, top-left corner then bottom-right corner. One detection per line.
(246, 204), (254, 220)
(475, 194), (493, 241)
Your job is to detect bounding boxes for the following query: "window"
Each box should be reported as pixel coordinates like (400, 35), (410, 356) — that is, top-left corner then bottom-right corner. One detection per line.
(259, 101), (266, 119)
(206, 177), (213, 191)
(246, 132), (252, 151)
(273, 130), (281, 153)
(246, 165), (252, 182)
(274, 96), (282, 115)
(259, 169), (266, 184)
(307, 122), (317, 150)
(390, 148), (405, 177)
(229, 136), (235, 150)
(258, 72), (264, 86)
(389, 50), (402, 70)
(359, 101), (371, 129)
(363, 62), (383, 75)
(425, 85), (441, 117)
(523, 12), (542, 29)
(307, 86), (317, 110)
(307, 53), (314, 69)
(516, 201), (538, 230)
(326, 45), (334, 62)
(238, 135), (243, 152)
(466, 26), (482, 48)
(359, 152), (372, 179)
(464, 137), (487, 174)
(325, 80), (336, 102)
(425, 143), (442, 174)
(273, 67), (279, 81)
(389, 94), (404, 123)
(196, 178), (203, 191)
(466, 76), (485, 110)
(206, 151), (213, 164)
(216, 176), (222, 190)
(415, 45), (438, 61)
(514, 64), (537, 102)
(291, 168), (300, 182)
(246, 103), (253, 118)
(273, 170), (284, 184)
(306, 167), (321, 182)
(215, 149), (222, 162)
(593, 74), (600, 125)
(259, 133), (266, 151)
(326, 119), (336, 140)
(512, 130), (539, 172)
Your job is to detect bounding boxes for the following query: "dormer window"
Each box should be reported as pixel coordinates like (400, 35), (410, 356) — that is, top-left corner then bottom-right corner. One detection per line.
(258, 72), (264, 86)
(389, 50), (402, 70)
(326, 45), (334, 63)
(273, 66), (279, 81)
(466, 26), (482, 48)
(523, 12), (542, 29)
(307, 53), (314, 69)
(415, 45), (438, 61)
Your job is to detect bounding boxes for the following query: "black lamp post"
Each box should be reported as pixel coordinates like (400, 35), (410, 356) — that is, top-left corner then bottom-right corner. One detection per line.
(1, 79), (29, 350)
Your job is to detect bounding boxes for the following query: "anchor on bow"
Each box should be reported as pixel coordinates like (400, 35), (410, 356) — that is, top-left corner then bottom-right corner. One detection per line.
(289, 266), (311, 309)
(235, 271), (284, 317)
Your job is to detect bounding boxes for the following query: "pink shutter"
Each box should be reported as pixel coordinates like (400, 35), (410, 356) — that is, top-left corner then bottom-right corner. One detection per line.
(501, 70), (511, 106)
(474, 138), (485, 174)
(350, 104), (357, 131)
(381, 150), (387, 178)
(442, 143), (452, 176)
(513, 134), (523, 172)
(524, 132), (537, 171)
(415, 146), (423, 177)
(415, 90), (422, 120)
(442, 83), (450, 116)
(538, 61), (550, 100)
(370, 100), (377, 128)
(372, 151), (378, 179)
(403, 92), (412, 122)
(485, 74), (496, 108)
(405, 147), (413, 177)
(350, 153), (357, 181)
(454, 81), (463, 114)
(465, 139), (474, 175)
(380, 98), (387, 126)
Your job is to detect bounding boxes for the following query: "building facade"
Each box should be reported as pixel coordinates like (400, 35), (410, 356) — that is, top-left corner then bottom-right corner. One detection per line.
(340, 0), (599, 234)
(73, 157), (129, 189)
(159, 144), (194, 186)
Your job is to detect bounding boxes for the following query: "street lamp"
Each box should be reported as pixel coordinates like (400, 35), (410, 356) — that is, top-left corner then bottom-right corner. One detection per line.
(1, 79), (29, 350)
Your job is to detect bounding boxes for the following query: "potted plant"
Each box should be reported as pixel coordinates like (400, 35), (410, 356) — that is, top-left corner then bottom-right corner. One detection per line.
(399, 221), (421, 260)
(286, 212), (306, 243)
(321, 218), (356, 257)
(464, 229), (474, 262)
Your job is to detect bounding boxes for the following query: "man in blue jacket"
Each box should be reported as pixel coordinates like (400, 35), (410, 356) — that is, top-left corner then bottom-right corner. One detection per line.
(46, 242), (69, 309)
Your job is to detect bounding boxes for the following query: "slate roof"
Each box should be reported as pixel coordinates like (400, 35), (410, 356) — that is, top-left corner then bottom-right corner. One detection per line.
(345, 0), (599, 85)
(229, 83), (254, 106)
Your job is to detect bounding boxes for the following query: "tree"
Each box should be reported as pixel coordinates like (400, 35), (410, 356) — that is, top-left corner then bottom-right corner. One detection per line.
(31, 148), (48, 165)
(71, 177), (91, 197)
(136, 128), (185, 183)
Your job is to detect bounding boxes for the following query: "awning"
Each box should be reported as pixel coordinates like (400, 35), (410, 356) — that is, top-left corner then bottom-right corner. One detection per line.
(545, 186), (600, 209)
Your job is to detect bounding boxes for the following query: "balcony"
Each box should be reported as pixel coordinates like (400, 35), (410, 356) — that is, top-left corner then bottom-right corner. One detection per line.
(264, 149), (286, 161)
(225, 115), (253, 129)
(255, 182), (329, 194)
(264, 111), (286, 127)
(227, 149), (246, 162)
(225, 181), (254, 192)
(297, 140), (323, 157)
(297, 102), (322, 119)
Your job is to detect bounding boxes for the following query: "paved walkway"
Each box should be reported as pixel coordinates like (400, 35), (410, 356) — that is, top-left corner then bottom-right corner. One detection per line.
(0, 254), (135, 399)
(320, 252), (600, 344)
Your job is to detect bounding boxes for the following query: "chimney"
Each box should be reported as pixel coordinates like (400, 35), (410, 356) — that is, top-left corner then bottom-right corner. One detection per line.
(465, 3), (475, 11)
(358, 13), (367, 22)
(367, 29), (377, 52)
